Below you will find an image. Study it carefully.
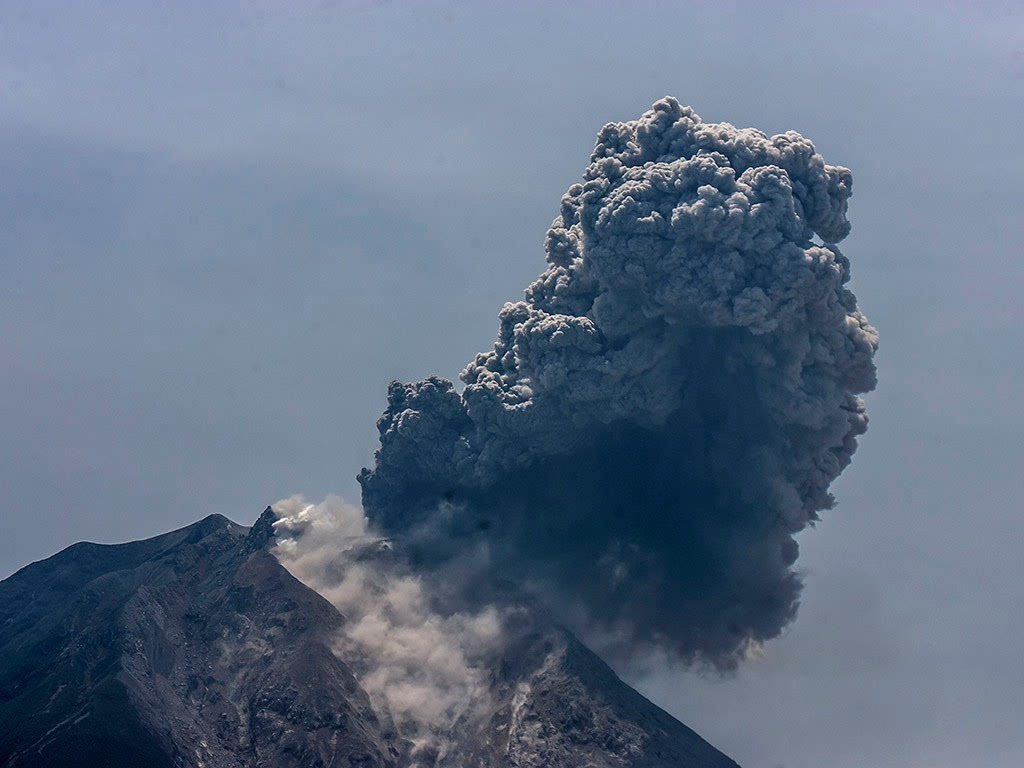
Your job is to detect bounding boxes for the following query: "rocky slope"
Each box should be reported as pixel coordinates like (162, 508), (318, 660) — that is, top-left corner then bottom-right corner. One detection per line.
(439, 624), (739, 768)
(0, 510), (738, 768)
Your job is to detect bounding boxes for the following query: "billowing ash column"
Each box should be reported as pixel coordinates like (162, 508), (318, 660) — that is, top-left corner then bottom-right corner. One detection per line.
(359, 97), (878, 668)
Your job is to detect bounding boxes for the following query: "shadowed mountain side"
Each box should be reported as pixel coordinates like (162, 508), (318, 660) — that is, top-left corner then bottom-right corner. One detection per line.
(0, 509), (739, 768)
(0, 511), (401, 768)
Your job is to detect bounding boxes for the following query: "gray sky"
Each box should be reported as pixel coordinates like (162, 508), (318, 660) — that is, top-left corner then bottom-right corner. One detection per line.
(2, 1), (1022, 766)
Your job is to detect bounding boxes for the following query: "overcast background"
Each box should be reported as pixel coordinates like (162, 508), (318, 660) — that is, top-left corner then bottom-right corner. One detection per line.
(2, 2), (1022, 766)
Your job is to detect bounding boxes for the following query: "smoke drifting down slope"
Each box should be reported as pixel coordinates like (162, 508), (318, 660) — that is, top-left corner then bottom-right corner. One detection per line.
(272, 495), (507, 760)
(358, 97), (878, 668)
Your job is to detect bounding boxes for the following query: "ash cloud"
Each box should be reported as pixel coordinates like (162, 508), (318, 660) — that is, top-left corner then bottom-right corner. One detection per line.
(271, 495), (506, 762)
(358, 97), (878, 668)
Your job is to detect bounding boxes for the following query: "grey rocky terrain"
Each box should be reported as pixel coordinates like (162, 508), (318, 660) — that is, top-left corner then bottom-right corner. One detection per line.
(0, 509), (739, 768)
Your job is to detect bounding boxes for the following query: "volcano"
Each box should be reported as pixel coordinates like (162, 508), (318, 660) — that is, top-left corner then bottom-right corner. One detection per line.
(0, 508), (739, 768)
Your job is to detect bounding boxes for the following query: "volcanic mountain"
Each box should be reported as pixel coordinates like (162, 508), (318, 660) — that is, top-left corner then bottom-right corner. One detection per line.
(0, 509), (739, 768)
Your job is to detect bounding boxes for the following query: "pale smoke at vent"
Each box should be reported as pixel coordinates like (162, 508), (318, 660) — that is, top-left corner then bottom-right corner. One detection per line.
(358, 97), (879, 669)
(270, 495), (506, 760)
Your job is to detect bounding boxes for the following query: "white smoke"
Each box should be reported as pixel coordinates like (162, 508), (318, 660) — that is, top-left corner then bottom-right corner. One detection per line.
(270, 495), (505, 762)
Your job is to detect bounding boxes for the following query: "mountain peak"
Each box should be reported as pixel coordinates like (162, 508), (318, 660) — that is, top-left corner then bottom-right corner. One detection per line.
(240, 505), (278, 555)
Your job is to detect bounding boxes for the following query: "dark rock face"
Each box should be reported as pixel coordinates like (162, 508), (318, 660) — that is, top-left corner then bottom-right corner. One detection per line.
(0, 511), (400, 768)
(0, 511), (739, 768)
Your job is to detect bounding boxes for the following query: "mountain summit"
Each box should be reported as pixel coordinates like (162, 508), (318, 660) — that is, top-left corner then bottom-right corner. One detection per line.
(0, 510), (739, 768)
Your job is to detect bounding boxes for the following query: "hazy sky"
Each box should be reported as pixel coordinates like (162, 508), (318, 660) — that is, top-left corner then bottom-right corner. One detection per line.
(2, 2), (1023, 766)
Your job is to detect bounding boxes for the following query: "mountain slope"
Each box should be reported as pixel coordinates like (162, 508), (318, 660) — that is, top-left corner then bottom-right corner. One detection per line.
(0, 510), (738, 768)
(0, 512), (400, 768)
(442, 624), (738, 768)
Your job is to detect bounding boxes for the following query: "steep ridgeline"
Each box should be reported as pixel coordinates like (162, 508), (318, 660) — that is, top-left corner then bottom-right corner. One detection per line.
(0, 510), (739, 768)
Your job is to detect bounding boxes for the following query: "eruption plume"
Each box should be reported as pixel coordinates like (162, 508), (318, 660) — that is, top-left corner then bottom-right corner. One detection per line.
(358, 97), (878, 668)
